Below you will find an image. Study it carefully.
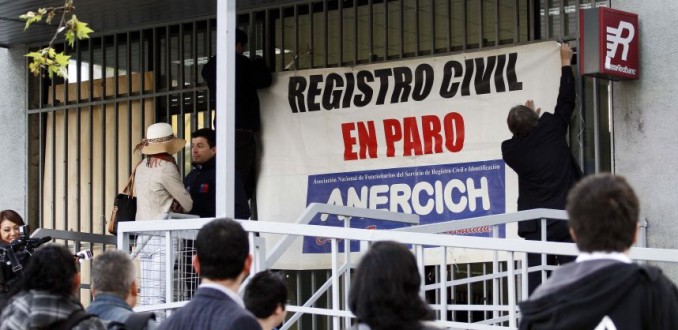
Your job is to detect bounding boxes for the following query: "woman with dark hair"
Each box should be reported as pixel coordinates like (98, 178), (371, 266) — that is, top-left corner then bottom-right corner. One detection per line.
(0, 244), (106, 329)
(0, 209), (25, 245)
(348, 241), (444, 330)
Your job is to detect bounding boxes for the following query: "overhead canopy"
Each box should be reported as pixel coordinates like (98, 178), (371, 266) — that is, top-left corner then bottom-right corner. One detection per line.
(0, 0), (293, 48)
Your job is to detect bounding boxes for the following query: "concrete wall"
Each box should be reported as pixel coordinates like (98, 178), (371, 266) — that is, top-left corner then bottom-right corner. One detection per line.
(0, 47), (27, 218)
(613, 1), (678, 280)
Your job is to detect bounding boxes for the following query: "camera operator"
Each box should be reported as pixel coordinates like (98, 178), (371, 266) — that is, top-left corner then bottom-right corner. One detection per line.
(0, 209), (24, 245)
(1, 244), (106, 329)
(1, 221), (52, 296)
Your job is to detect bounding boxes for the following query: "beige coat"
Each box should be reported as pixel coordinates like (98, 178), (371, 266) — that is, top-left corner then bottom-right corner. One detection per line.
(134, 159), (192, 220)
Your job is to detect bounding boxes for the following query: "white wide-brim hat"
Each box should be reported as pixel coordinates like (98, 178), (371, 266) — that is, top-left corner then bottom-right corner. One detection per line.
(137, 123), (186, 155)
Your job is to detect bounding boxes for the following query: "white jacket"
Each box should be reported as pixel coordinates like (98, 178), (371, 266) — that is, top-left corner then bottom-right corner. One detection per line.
(134, 158), (192, 221)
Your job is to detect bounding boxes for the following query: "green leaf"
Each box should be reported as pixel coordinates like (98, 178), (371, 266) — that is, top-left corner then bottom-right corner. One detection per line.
(54, 52), (71, 67)
(64, 30), (75, 47)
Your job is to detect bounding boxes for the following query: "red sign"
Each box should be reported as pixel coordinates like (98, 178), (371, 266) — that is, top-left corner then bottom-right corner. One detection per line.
(580, 7), (639, 80)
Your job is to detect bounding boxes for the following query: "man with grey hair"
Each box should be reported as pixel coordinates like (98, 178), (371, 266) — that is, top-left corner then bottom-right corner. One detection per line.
(87, 250), (156, 329)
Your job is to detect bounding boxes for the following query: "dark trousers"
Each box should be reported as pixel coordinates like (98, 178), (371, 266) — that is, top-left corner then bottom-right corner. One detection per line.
(235, 130), (257, 200)
(523, 221), (576, 295)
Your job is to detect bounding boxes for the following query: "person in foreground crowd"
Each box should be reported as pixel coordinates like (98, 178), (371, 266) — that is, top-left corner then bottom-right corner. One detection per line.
(244, 270), (288, 330)
(87, 250), (157, 329)
(158, 219), (261, 330)
(0, 209), (25, 245)
(348, 241), (444, 330)
(0, 244), (106, 330)
(501, 43), (580, 294)
(519, 173), (678, 330)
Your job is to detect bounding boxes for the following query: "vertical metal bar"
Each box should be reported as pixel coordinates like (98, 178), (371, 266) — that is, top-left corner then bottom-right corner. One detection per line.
(331, 239), (340, 330)
(88, 39), (94, 234)
(114, 35), (120, 223)
(522, 252), (529, 300)
(296, 271), (303, 330)
(540, 218), (547, 283)
(492, 224), (499, 320)
(191, 22), (198, 133)
(101, 36), (108, 233)
(544, 0), (550, 39)
(559, 0), (565, 39)
(446, 0), (452, 52)
(165, 231), (173, 305)
(369, 0), (374, 62)
(75, 39), (82, 233)
(383, 0), (388, 60)
(215, 0), (237, 218)
(309, 4), (314, 69)
(339, 0), (344, 66)
(514, 0), (519, 43)
(415, 245), (425, 298)
(608, 81), (615, 172)
(62, 106), (68, 232)
(280, 8), (285, 71)
(343, 219), (351, 328)
(462, 0), (467, 50)
(324, 1), (329, 66)
(466, 263), (471, 321)
(415, 0), (420, 56)
(353, 0), (358, 65)
(482, 262), (487, 320)
(439, 247), (448, 321)
(494, 0), (500, 46)
(310, 270), (316, 330)
(593, 79), (600, 172)
(430, 0), (435, 53)
(507, 252), (517, 328)
(478, 0), (484, 47)
(399, 0), (404, 59)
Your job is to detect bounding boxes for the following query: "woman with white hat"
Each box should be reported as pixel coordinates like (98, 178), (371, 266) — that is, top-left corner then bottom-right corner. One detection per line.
(134, 122), (192, 220)
(133, 122), (193, 311)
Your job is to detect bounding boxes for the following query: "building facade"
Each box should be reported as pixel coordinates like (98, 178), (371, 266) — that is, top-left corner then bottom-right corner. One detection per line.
(1, 0), (676, 279)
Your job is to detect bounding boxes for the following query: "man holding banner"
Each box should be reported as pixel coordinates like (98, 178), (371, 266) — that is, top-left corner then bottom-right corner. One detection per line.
(501, 43), (582, 295)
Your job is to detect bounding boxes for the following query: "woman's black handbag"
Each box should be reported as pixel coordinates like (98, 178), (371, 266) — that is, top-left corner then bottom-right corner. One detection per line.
(108, 164), (139, 235)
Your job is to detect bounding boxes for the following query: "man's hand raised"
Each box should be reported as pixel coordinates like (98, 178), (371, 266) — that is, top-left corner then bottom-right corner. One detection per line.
(525, 99), (541, 116)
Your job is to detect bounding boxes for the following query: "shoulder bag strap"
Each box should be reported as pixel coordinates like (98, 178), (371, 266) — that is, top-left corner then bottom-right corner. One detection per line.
(123, 160), (143, 196)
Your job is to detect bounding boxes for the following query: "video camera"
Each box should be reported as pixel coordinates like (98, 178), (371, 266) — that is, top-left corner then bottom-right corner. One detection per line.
(0, 225), (52, 292)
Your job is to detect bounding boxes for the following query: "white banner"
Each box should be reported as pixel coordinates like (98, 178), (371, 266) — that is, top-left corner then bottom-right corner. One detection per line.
(257, 41), (561, 268)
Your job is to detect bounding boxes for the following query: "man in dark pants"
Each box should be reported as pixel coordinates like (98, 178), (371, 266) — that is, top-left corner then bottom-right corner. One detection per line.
(501, 43), (581, 295)
(201, 29), (272, 203)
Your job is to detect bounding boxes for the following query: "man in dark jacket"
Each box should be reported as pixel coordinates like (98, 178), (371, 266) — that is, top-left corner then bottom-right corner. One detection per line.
(201, 29), (272, 202)
(183, 128), (250, 298)
(184, 128), (250, 219)
(158, 219), (261, 330)
(519, 174), (678, 330)
(501, 43), (580, 294)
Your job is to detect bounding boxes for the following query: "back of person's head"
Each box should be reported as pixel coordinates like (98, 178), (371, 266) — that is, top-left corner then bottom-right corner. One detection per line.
(507, 105), (539, 138)
(236, 28), (248, 46)
(192, 128), (216, 148)
(349, 241), (433, 330)
(566, 173), (639, 252)
(91, 250), (136, 299)
(196, 218), (249, 280)
(0, 209), (25, 226)
(20, 244), (77, 296)
(244, 270), (288, 319)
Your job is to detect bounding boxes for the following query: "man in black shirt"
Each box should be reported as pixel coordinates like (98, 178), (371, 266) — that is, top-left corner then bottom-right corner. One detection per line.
(501, 43), (581, 294)
(201, 29), (272, 202)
